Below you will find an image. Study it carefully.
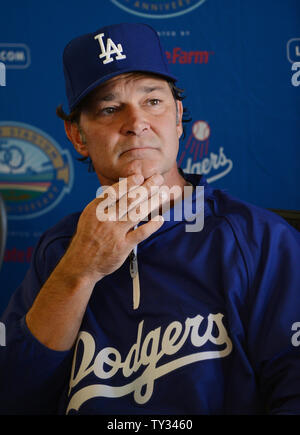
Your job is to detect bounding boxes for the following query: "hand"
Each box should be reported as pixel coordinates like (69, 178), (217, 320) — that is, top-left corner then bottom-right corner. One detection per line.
(25, 173), (167, 350)
(61, 173), (166, 285)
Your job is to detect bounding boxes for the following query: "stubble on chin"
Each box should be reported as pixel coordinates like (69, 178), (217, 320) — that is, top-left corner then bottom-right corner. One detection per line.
(120, 159), (163, 181)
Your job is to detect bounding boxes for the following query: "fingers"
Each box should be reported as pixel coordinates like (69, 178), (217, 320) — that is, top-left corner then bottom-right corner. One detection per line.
(96, 174), (145, 210)
(126, 186), (169, 224)
(96, 173), (167, 225)
(126, 216), (165, 246)
(73, 174), (169, 281)
(99, 173), (149, 201)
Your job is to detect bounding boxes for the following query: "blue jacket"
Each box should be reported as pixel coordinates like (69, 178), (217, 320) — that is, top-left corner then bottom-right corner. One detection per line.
(1, 173), (300, 414)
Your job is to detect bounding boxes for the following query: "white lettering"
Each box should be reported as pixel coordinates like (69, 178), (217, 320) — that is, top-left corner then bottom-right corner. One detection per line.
(0, 62), (6, 87)
(94, 347), (122, 379)
(0, 322), (5, 346)
(95, 180), (204, 232)
(107, 419), (142, 432)
(95, 187), (117, 221)
(182, 147), (233, 183)
(291, 321), (300, 347)
(122, 320), (144, 377)
(66, 312), (232, 413)
(94, 33), (126, 65)
(184, 186), (204, 232)
(0, 50), (25, 63)
(291, 62), (300, 87)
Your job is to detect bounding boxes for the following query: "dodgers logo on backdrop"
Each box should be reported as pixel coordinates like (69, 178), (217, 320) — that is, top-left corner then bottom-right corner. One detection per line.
(0, 122), (73, 220)
(178, 120), (233, 183)
(110, 0), (207, 19)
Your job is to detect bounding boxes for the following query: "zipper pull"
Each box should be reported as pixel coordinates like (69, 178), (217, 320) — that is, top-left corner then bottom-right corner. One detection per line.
(129, 246), (140, 310)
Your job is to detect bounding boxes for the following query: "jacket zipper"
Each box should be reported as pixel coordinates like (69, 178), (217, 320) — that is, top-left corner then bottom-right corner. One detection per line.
(129, 245), (140, 310)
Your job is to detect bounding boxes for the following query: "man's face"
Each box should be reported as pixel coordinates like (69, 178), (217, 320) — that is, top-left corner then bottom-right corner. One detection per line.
(68, 73), (183, 186)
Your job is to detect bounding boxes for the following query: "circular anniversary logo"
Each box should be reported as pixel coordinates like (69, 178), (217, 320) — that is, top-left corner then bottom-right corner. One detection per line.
(110, 0), (207, 19)
(0, 122), (73, 220)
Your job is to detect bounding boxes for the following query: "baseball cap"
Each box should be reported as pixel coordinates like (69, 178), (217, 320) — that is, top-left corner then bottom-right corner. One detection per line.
(63, 23), (178, 112)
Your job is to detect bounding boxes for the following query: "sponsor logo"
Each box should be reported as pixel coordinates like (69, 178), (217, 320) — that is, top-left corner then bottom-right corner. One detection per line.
(157, 30), (191, 37)
(178, 120), (233, 183)
(66, 312), (232, 413)
(286, 39), (300, 87)
(0, 43), (30, 69)
(0, 322), (5, 347)
(0, 62), (5, 86)
(287, 38), (300, 64)
(110, 0), (207, 19)
(0, 122), (73, 220)
(4, 246), (33, 263)
(291, 62), (300, 87)
(166, 47), (214, 64)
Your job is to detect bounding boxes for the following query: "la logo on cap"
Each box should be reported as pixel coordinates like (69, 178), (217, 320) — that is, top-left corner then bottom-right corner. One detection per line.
(94, 32), (126, 65)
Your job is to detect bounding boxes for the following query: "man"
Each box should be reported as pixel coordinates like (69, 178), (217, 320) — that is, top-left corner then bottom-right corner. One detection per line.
(0, 23), (300, 415)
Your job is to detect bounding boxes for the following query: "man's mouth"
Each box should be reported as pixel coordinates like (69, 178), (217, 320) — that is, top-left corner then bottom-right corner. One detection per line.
(120, 146), (157, 156)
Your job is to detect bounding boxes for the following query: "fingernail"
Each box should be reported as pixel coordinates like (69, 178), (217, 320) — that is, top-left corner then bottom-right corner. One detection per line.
(152, 174), (164, 185)
(160, 190), (169, 201)
(134, 174), (144, 184)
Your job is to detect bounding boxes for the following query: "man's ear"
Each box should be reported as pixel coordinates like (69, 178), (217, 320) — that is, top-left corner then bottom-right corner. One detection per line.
(176, 100), (183, 139)
(64, 120), (89, 157)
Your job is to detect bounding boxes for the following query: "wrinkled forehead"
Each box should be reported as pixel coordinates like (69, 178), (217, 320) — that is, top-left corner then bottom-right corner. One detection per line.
(82, 72), (173, 106)
(100, 71), (169, 87)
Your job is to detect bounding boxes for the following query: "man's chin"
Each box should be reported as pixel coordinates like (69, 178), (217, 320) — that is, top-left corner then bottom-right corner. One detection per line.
(122, 161), (162, 180)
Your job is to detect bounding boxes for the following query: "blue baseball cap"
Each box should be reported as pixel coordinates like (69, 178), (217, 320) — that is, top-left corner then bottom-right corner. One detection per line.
(63, 23), (178, 112)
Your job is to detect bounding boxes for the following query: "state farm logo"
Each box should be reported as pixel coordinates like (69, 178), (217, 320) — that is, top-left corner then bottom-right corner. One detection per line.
(178, 120), (233, 183)
(166, 47), (214, 64)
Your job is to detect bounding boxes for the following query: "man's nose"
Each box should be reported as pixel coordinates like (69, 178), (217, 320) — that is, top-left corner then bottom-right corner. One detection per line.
(120, 106), (150, 136)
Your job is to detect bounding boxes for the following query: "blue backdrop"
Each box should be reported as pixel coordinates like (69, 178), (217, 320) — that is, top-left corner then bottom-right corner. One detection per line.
(0, 0), (299, 314)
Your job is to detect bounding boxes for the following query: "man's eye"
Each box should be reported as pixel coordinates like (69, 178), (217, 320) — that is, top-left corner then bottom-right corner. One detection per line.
(148, 99), (161, 106)
(96, 106), (118, 116)
(101, 107), (117, 114)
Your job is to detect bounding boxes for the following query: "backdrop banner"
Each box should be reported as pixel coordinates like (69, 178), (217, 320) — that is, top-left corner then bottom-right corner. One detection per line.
(0, 0), (299, 314)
